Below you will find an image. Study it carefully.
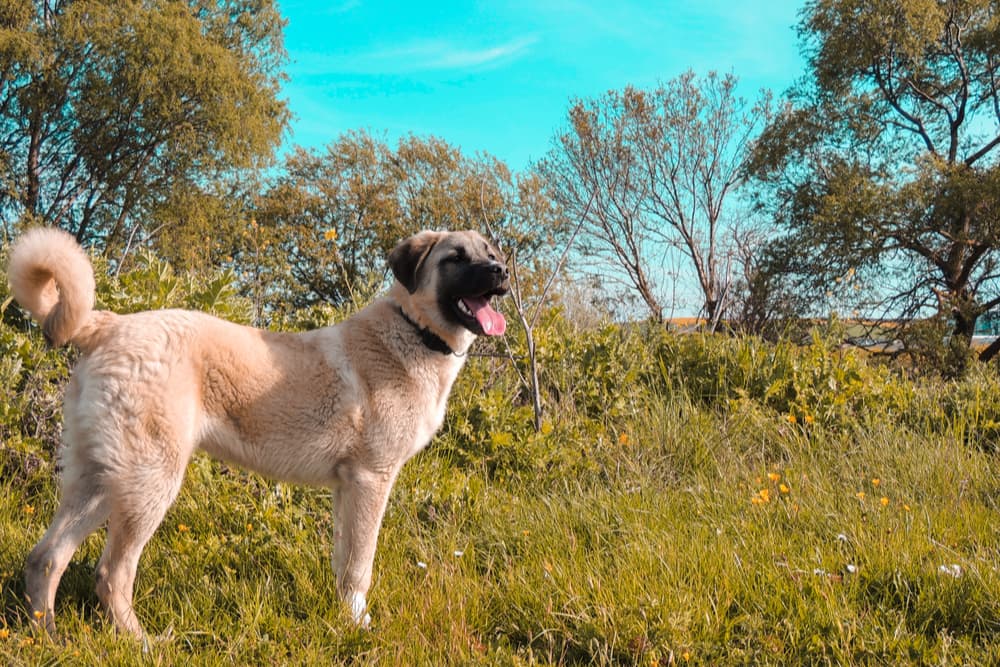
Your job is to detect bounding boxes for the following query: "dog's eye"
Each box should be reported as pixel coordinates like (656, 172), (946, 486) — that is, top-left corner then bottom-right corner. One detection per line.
(445, 248), (467, 263)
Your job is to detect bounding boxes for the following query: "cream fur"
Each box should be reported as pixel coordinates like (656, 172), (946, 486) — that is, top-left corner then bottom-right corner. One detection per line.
(8, 227), (506, 637)
(7, 227), (95, 346)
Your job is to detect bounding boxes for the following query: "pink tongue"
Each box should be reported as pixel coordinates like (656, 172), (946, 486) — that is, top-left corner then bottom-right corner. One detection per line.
(462, 297), (506, 335)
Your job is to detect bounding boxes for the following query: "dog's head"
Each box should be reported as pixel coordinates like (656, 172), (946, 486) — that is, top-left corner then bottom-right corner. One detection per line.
(389, 230), (509, 340)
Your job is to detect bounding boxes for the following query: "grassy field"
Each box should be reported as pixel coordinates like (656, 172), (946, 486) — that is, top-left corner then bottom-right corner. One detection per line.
(2, 318), (1000, 665)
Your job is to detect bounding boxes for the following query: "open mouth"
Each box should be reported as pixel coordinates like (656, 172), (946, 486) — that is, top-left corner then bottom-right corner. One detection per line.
(452, 288), (507, 336)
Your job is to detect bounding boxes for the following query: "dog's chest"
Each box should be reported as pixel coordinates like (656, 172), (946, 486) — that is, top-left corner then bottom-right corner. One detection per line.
(399, 360), (462, 460)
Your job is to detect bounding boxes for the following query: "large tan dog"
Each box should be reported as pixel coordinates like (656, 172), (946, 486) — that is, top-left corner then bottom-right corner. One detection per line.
(7, 227), (508, 637)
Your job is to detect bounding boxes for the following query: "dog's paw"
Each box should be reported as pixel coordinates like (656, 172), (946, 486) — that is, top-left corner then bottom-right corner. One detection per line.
(348, 592), (370, 628)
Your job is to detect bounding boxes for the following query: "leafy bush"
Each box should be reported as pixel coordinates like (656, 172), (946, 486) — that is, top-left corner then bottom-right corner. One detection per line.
(3, 247), (1000, 664)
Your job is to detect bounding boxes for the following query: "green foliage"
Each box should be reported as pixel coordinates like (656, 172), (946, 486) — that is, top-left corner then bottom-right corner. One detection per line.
(249, 132), (559, 321)
(0, 0), (288, 254)
(0, 248), (70, 471)
(650, 327), (909, 427)
(750, 0), (1000, 359)
(0, 320), (67, 476)
(3, 256), (1000, 664)
(95, 252), (253, 323)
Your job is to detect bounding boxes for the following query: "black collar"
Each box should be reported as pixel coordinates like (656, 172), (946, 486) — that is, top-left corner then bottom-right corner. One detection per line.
(397, 307), (454, 355)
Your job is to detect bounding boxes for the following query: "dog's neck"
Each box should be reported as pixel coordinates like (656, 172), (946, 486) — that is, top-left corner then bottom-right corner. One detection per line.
(388, 283), (476, 356)
(397, 306), (455, 355)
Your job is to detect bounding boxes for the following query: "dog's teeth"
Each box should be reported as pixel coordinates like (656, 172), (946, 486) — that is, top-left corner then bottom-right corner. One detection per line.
(457, 300), (472, 316)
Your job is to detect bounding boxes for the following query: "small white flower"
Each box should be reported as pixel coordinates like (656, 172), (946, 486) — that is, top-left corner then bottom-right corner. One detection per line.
(938, 564), (962, 578)
(845, 564), (857, 574)
(453, 550), (464, 557)
(416, 561), (428, 569)
(836, 533), (848, 542)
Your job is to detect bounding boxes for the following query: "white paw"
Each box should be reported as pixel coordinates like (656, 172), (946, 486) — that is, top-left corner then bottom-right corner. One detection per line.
(348, 592), (370, 628)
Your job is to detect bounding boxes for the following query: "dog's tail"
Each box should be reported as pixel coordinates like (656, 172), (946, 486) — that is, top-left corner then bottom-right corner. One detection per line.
(7, 227), (96, 347)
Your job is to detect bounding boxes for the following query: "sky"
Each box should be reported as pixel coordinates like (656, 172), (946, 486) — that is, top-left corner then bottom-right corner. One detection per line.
(277, 0), (808, 172)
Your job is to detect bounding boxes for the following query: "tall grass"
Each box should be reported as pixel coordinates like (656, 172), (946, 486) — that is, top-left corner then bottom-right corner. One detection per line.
(1, 265), (1000, 664)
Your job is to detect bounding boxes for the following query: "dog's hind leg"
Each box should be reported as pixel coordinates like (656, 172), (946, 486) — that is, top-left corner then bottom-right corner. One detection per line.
(95, 464), (186, 638)
(331, 466), (397, 627)
(25, 478), (110, 634)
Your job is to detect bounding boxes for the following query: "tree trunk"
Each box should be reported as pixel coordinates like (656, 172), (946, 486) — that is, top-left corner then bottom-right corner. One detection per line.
(948, 295), (979, 375)
(979, 335), (1000, 363)
(519, 310), (543, 433)
(953, 309), (977, 342)
(24, 109), (42, 216)
(634, 267), (662, 323)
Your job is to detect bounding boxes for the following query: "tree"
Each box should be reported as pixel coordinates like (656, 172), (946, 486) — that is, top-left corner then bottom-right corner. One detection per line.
(539, 71), (772, 328)
(0, 0), (288, 259)
(478, 166), (577, 432)
(249, 132), (531, 320)
(724, 223), (813, 340)
(750, 0), (1000, 365)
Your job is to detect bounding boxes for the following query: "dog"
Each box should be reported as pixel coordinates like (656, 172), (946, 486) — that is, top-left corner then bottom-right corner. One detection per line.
(7, 227), (508, 637)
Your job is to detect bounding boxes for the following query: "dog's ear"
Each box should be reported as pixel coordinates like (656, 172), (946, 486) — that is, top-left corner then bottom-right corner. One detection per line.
(389, 231), (442, 293)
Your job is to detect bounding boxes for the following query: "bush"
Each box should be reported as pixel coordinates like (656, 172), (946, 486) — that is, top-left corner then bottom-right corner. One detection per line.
(4, 246), (1000, 664)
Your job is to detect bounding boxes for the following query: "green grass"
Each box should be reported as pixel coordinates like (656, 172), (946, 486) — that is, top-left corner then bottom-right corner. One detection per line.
(2, 388), (1000, 666)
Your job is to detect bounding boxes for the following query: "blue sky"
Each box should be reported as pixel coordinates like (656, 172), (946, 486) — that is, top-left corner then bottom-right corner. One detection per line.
(278, 1), (807, 172)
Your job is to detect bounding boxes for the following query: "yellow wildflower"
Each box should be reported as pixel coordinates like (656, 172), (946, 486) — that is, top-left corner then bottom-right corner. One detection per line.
(768, 472), (781, 482)
(903, 504), (912, 512)
(23, 504), (34, 515)
(0, 628), (8, 639)
(804, 414), (815, 425)
(779, 483), (790, 495)
(872, 478), (881, 487)
(856, 491), (866, 500)
(618, 432), (629, 446)
(177, 524), (189, 533)
(786, 414), (797, 424)
(323, 229), (338, 241)
(880, 497), (889, 507)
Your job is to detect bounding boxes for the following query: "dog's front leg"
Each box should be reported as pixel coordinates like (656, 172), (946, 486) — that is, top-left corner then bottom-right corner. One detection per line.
(331, 466), (397, 627)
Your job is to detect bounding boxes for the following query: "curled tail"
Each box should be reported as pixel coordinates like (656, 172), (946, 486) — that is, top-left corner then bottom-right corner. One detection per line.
(7, 227), (95, 347)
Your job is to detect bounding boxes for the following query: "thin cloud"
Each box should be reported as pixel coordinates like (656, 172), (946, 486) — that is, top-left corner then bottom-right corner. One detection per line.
(299, 36), (537, 76)
(417, 37), (536, 69)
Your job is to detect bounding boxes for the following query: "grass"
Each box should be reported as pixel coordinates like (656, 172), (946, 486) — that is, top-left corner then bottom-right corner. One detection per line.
(2, 383), (1000, 666)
